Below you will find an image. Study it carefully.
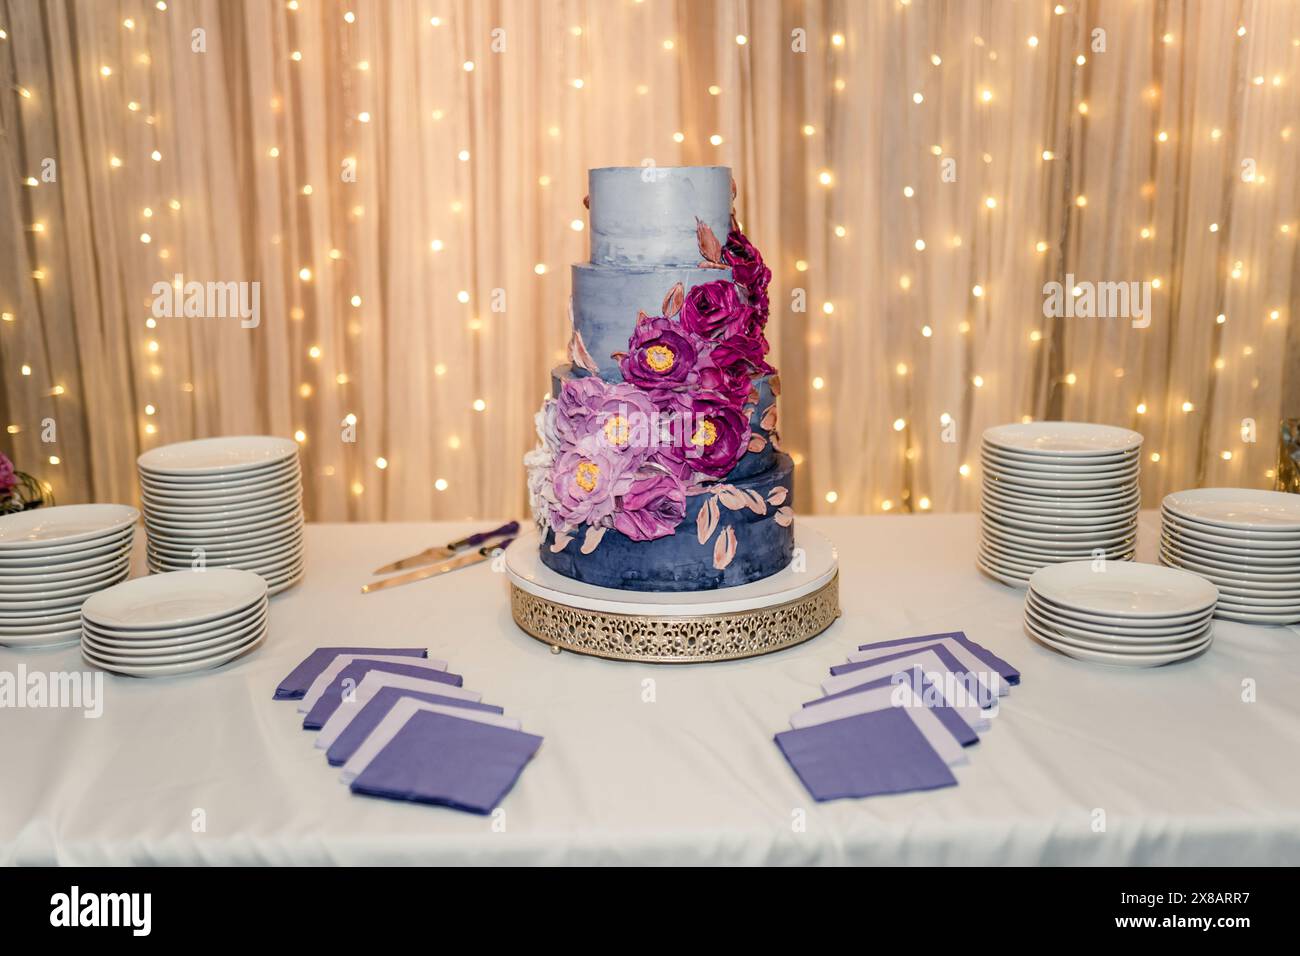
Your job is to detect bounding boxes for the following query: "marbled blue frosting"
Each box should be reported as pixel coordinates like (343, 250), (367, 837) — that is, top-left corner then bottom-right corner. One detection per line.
(540, 453), (795, 591)
(572, 263), (732, 381)
(588, 166), (732, 267)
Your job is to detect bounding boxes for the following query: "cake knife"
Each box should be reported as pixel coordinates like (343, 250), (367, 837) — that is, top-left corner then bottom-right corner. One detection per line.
(362, 538), (516, 594)
(371, 521), (519, 575)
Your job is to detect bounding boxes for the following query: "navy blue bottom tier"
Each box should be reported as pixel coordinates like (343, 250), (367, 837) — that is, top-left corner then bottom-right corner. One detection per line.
(540, 453), (796, 592)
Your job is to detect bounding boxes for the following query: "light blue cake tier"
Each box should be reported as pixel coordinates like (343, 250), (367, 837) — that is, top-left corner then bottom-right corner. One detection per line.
(587, 166), (732, 267)
(540, 452), (796, 592)
(550, 364), (776, 482)
(571, 263), (734, 381)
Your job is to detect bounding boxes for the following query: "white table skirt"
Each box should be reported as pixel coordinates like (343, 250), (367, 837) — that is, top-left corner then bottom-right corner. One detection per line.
(3, 513), (1298, 866)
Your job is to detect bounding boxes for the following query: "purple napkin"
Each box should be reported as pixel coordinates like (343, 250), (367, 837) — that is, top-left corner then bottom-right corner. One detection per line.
(775, 708), (957, 801)
(327, 687), (504, 766)
(858, 631), (1020, 685)
(303, 662), (463, 729)
(350, 709), (544, 814)
(829, 644), (996, 708)
(803, 672), (978, 747)
(274, 647), (428, 700)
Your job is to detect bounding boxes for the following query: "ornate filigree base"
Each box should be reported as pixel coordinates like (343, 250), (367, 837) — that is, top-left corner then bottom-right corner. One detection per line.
(510, 571), (840, 664)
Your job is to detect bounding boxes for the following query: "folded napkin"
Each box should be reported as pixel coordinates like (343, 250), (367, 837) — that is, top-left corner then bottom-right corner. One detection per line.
(803, 672), (980, 746)
(840, 638), (1008, 698)
(325, 687), (504, 766)
(315, 670), (495, 752)
(823, 645), (998, 708)
(775, 709), (957, 801)
(275, 647), (430, 699)
(350, 708), (544, 815)
(790, 684), (968, 765)
(302, 662), (466, 730)
(299, 654), (450, 713)
(856, 631), (1020, 685)
(340, 696), (524, 784)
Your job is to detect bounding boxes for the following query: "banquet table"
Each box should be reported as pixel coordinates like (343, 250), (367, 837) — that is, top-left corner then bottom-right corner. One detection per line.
(3, 512), (1299, 867)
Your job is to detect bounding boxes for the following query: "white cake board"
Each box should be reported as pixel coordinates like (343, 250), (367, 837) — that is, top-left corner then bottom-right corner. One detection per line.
(504, 527), (840, 663)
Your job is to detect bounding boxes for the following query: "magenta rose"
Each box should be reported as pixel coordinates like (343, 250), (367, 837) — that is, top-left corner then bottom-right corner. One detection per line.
(723, 228), (771, 303)
(652, 397), (750, 480)
(620, 316), (697, 389)
(555, 376), (657, 467)
(679, 280), (748, 339)
(712, 333), (774, 382)
(612, 471), (688, 541)
(550, 446), (635, 533)
(691, 344), (753, 406)
(0, 453), (15, 494)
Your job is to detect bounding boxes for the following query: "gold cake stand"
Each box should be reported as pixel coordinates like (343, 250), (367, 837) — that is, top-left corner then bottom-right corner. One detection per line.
(504, 528), (841, 664)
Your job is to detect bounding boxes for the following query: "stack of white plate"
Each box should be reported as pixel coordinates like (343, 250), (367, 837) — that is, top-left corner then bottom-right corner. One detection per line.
(80, 569), (268, 677)
(0, 505), (138, 648)
(1159, 488), (1300, 625)
(1025, 561), (1218, 667)
(138, 437), (304, 595)
(977, 422), (1143, 587)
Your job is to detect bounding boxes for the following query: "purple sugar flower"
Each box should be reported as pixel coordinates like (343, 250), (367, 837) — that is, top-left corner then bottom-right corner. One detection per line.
(550, 446), (635, 533)
(612, 471), (688, 541)
(555, 376), (658, 466)
(722, 228), (771, 302)
(0, 453), (15, 493)
(679, 280), (748, 340)
(620, 316), (697, 389)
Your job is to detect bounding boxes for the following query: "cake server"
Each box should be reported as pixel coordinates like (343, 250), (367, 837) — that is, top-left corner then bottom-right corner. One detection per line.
(371, 521), (518, 575)
(362, 539), (516, 594)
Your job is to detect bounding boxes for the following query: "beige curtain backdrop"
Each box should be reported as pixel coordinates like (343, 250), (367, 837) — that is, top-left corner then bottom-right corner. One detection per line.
(1, 0), (1297, 522)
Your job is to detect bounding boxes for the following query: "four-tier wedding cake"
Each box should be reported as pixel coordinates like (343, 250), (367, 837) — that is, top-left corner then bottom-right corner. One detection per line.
(524, 166), (795, 591)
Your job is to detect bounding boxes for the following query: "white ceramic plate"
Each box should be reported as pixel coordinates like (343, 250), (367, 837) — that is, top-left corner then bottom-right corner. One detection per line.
(141, 488), (302, 521)
(980, 453), (1140, 483)
(0, 505), (139, 550)
(981, 442), (1139, 468)
(976, 552), (1031, 588)
(82, 630), (267, 677)
(982, 509), (1137, 540)
(137, 436), (298, 477)
(984, 499), (1139, 529)
(85, 593), (267, 641)
(0, 567), (130, 611)
(1027, 586), (1214, 629)
(983, 422), (1144, 457)
(982, 473), (1140, 497)
(1212, 605), (1300, 624)
(1159, 546), (1300, 585)
(1026, 591), (1213, 638)
(1025, 617), (1211, 667)
(2, 626), (83, 648)
(138, 468), (301, 498)
(0, 543), (134, 585)
(85, 607), (269, 656)
(81, 568), (268, 630)
(1160, 527), (1300, 565)
(0, 557), (131, 598)
(979, 544), (1049, 575)
(982, 480), (1141, 506)
(1163, 488), (1300, 532)
(1026, 606), (1213, 653)
(1029, 560), (1218, 619)
(1160, 510), (1300, 550)
(981, 522), (1136, 555)
(83, 619), (265, 664)
(0, 531), (135, 569)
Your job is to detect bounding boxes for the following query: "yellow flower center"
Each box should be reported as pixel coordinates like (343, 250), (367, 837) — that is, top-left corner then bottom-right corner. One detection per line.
(691, 419), (719, 447)
(603, 415), (630, 447)
(645, 344), (676, 372)
(574, 460), (600, 493)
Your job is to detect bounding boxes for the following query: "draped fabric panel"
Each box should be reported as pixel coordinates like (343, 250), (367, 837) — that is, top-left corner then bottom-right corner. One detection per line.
(1, 0), (1297, 521)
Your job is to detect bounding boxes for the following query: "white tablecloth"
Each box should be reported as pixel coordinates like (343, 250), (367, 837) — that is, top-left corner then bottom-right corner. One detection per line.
(3, 513), (1298, 866)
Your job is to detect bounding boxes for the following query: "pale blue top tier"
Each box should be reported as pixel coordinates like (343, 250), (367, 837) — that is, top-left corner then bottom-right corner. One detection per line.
(588, 166), (732, 267)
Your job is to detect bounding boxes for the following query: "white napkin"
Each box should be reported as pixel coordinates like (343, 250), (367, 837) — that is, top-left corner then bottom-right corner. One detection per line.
(339, 697), (522, 785)
(297, 654), (449, 713)
(845, 637), (1009, 697)
(790, 684), (968, 766)
(820, 648), (995, 718)
(315, 671), (483, 751)
(806, 667), (986, 733)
